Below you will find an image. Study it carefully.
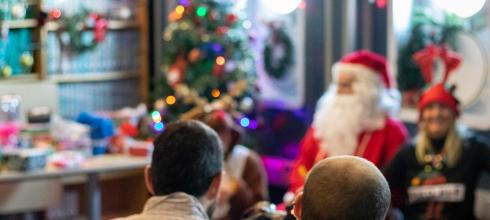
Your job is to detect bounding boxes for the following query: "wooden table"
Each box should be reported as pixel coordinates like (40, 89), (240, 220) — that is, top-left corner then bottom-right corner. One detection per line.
(0, 155), (150, 220)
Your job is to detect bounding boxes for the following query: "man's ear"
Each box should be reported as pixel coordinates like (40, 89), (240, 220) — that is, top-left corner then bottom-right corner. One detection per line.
(205, 171), (222, 200)
(292, 192), (303, 220)
(144, 165), (155, 195)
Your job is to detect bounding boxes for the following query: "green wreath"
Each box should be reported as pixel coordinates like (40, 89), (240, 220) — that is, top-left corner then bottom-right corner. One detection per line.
(56, 9), (108, 54)
(263, 27), (294, 79)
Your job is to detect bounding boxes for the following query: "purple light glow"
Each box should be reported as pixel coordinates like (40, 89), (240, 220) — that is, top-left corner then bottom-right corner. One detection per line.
(179, 0), (190, 6)
(212, 43), (223, 53)
(248, 120), (258, 129)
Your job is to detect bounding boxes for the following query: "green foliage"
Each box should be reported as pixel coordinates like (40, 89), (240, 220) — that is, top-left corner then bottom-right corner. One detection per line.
(156, 0), (255, 120)
(397, 9), (463, 92)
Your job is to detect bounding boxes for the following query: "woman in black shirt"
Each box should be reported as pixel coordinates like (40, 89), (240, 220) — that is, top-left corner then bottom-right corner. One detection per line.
(384, 83), (490, 220)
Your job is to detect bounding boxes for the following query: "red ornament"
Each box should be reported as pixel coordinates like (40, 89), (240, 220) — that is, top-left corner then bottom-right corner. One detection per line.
(226, 14), (237, 25)
(216, 26), (228, 36)
(49, 9), (62, 20)
(440, 46), (461, 83)
(413, 44), (462, 85)
(89, 13), (108, 42)
(212, 64), (224, 77)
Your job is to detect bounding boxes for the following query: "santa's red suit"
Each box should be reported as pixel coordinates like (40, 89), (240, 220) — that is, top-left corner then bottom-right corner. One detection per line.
(289, 117), (407, 192)
(288, 50), (408, 193)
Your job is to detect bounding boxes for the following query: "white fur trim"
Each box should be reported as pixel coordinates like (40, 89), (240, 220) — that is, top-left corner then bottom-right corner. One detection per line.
(332, 62), (385, 88)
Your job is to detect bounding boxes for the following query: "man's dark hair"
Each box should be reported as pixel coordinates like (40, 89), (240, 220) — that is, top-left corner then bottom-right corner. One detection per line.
(151, 120), (223, 197)
(302, 156), (390, 220)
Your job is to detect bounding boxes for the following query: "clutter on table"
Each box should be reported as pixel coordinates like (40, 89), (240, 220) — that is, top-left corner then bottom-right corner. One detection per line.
(0, 100), (155, 174)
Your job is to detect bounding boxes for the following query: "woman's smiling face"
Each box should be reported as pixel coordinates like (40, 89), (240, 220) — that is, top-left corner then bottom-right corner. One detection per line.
(421, 102), (455, 139)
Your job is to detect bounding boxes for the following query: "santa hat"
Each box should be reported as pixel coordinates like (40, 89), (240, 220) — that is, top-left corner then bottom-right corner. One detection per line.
(418, 83), (460, 116)
(332, 50), (392, 88)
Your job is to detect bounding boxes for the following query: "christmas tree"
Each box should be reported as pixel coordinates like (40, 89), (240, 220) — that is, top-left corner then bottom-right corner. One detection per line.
(152, 0), (256, 130)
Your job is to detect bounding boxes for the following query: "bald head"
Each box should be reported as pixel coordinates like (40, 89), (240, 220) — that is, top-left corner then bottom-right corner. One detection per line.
(301, 156), (390, 220)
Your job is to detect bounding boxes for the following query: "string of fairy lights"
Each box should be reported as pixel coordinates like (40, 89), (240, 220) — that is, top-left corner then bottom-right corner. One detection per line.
(152, 0), (257, 133)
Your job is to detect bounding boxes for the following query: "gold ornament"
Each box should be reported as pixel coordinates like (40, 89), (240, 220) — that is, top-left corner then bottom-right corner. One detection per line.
(20, 52), (34, 68)
(1, 65), (12, 78)
(166, 96), (177, 105)
(211, 89), (221, 98)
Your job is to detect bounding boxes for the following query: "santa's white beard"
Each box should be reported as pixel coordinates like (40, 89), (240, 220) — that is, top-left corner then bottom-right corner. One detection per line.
(313, 94), (364, 156)
(312, 86), (386, 156)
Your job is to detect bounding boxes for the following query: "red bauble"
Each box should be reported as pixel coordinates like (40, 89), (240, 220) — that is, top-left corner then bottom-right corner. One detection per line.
(226, 14), (237, 25)
(212, 64), (224, 77)
(216, 26), (228, 36)
(49, 9), (62, 20)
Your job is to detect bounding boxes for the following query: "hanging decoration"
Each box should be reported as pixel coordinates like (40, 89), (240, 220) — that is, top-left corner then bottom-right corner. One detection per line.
(0, 3), (34, 78)
(0, 0), (28, 20)
(19, 52), (34, 70)
(412, 44), (461, 85)
(155, 0), (257, 127)
(0, 0), (27, 40)
(397, 10), (463, 106)
(1, 65), (12, 78)
(263, 23), (294, 79)
(50, 9), (108, 54)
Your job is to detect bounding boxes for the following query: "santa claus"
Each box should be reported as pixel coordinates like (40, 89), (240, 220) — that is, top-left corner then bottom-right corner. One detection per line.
(288, 50), (408, 193)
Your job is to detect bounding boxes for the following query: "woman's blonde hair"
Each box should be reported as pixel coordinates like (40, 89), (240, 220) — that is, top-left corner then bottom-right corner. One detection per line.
(415, 124), (464, 167)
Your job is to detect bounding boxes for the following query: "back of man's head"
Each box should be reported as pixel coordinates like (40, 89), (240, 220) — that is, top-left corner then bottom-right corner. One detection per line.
(301, 156), (390, 220)
(150, 120), (223, 197)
